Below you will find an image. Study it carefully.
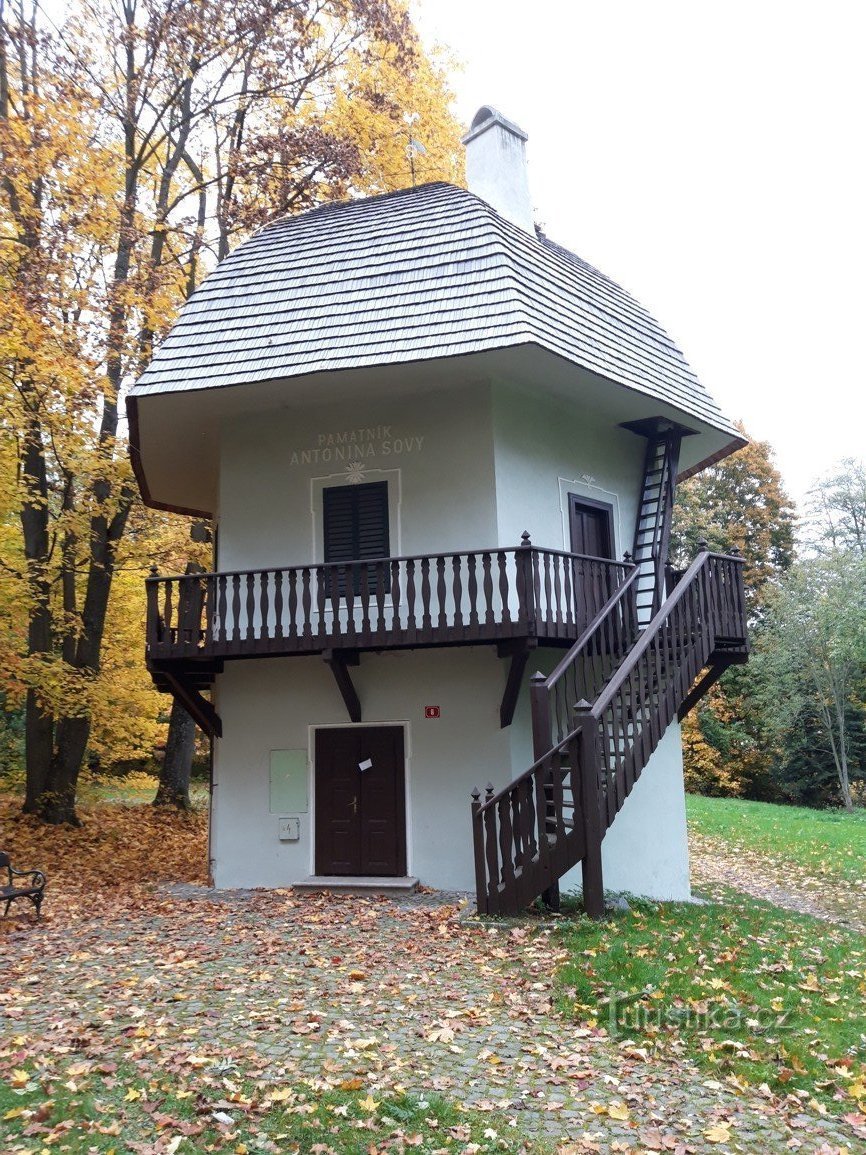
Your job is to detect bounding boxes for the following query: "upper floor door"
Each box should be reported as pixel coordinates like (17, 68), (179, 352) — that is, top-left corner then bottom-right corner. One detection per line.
(568, 494), (614, 559)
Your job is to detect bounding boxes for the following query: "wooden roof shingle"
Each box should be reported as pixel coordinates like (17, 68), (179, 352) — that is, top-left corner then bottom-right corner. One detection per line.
(130, 182), (737, 438)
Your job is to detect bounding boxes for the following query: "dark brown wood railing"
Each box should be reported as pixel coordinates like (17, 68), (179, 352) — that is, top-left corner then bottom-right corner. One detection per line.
(472, 550), (747, 917)
(145, 544), (634, 662)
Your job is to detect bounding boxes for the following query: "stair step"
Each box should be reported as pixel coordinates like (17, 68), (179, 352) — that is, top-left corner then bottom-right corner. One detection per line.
(294, 876), (419, 895)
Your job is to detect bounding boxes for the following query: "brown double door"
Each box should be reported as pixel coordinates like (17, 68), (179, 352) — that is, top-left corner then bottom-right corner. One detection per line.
(314, 727), (406, 877)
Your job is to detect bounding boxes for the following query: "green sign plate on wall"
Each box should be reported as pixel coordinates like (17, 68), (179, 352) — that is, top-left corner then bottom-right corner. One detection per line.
(269, 750), (308, 813)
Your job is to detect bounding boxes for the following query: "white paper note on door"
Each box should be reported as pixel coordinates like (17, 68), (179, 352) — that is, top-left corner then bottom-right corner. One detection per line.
(358, 758), (373, 771)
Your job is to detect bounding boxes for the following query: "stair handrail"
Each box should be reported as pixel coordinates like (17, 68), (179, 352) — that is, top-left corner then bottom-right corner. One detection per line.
(543, 562), (639, 691)
(590, 549), (745, 719)
(473, 730), (576, 814)
(532, 559), (639, 749)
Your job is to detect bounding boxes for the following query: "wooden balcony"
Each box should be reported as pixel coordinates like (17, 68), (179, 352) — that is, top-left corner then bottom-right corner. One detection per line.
(146, 542), (634, 665)
(145, 542), (635, 734)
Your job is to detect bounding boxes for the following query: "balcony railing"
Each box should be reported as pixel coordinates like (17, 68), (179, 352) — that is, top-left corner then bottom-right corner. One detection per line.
(145, 542), (635, 664)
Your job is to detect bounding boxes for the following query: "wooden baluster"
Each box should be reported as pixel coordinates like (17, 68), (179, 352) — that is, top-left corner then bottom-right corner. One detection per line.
(420, 557), (432, 640)
(287, 569), (298, 644)
(230, 575), (240, 644)
(245, 573), (256, 641)
(358, 563), (371, 642)
(497, 550), (511, 626)
(522, 775), (538, 861)
(344, 564), (356, 645)
(552, 746), (567, 841)
(541, 551), (552, 633)
(552, 553), (563, 633)
(497, 796), (516, 895)
(316, 565), (327, 642)
(301, 567), (312, 643)
(435, 555), (447, 630)
(562, 552), (574, 632)
(451, 554), (463, 631)
(402, 559), (414, 641)
(467, 553), (479, 636)
(273, 570), (284, 645)
(391, 559), (401, 637)
(163, 580), (174, 649)
(328, 564), (341, 643)
(533, 762), (551, 887)
(375, 560), (386, 637)
(203, 576), (214, 652)
(530, 671), (551, 759)
(217, 575), (227, 646)
(260, 570), (270, 647)
(482, 784), (499, 911)
(481, 552), (494, 626)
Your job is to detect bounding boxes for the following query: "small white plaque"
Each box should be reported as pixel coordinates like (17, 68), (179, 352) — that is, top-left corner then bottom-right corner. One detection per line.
(358, 758), (373, 772)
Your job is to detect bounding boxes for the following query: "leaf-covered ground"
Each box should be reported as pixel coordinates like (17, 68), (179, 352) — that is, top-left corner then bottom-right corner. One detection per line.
(1, 794), (863, 1153)
(687, 796), (866, 931)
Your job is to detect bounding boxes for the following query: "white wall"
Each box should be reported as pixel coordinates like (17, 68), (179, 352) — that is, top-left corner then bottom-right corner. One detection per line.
(216, 383), (498, 571)
(209, 370), (691, 901)
(212, 648), (513, 890)
(491, 378), (643, 556)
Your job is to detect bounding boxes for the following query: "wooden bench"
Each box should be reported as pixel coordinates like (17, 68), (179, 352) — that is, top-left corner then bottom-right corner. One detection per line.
(0, 852), (46, 918)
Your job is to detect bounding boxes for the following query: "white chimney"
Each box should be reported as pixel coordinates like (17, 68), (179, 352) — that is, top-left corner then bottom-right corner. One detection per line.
(461, 106), (533, 233)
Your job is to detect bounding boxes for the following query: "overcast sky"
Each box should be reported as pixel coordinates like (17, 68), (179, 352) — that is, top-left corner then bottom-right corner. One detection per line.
(416, 0), (864, 505)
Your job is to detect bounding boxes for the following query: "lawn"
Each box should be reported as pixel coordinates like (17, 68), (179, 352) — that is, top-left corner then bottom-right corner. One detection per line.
(686, 794), (866, 886)
(0, 1075), (536, 1154)
(555, 891), (866, 1120)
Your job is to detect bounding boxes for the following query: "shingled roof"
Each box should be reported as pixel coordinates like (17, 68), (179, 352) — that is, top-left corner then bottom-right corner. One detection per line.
(130, 181), (737, 438)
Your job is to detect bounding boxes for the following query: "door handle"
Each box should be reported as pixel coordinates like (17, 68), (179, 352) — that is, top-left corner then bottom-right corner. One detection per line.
(349, 796), (358, 815)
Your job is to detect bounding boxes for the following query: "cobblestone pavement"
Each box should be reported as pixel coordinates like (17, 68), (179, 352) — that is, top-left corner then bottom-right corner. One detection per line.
(1, 888), (858, 1153)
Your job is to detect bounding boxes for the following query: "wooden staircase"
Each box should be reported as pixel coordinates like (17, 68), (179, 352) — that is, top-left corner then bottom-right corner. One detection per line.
(471, 547), (748, 917)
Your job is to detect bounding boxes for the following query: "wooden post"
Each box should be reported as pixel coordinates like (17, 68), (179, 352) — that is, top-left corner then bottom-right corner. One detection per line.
(518, 531), (535, 632)
(146, 566), (160, 653)
(470, 786), (487, 915)
(575, 700), (605, 919)
(530, 671), (560, 911)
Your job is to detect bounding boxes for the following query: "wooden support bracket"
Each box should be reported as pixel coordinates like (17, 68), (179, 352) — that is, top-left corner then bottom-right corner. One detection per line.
(677, 661), (731, 722)
(497, 639), (536, 729)
(323, 649), (361, 723)
(162, 671), (222, 739)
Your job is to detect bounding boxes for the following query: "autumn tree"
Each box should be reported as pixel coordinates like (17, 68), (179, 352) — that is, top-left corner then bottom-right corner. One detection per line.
(670, 423), (796, 618)
(1, 0), (463, 823)
(670, 427), (797, 800)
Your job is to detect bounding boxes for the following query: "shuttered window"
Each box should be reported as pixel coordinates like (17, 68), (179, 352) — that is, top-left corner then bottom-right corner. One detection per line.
(323, 482), (390, 594)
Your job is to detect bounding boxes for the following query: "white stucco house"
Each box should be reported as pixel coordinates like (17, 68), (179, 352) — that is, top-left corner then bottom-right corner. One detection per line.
(128, 107), (748, 915)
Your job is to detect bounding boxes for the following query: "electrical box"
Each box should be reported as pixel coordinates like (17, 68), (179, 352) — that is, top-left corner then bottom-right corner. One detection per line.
(278, 817), (300, 841)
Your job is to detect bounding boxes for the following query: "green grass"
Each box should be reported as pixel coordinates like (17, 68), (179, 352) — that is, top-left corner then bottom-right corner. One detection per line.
(0, 1066), (541, 1154)
(687, 794), (866, 884)
(76, 771), (209, 808)
(555, 892), (866, 1113)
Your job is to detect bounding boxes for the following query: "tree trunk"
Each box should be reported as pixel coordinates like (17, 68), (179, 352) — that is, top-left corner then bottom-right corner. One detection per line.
(154, 698), (196, 810)
(37, 492), (134, 824)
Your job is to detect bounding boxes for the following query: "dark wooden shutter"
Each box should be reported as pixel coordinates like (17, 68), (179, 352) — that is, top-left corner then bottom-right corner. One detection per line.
(323, 482), (390, 593)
